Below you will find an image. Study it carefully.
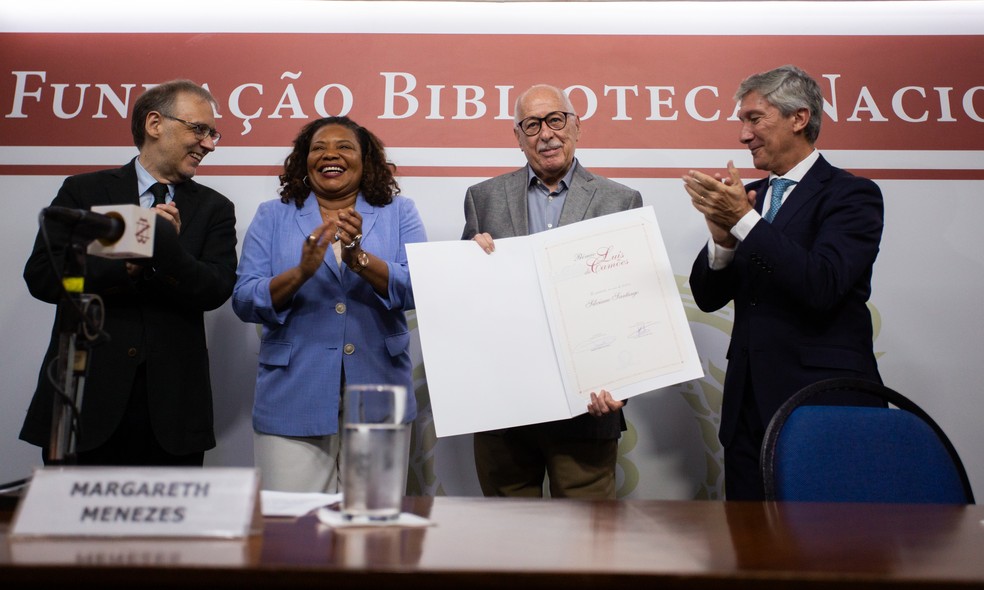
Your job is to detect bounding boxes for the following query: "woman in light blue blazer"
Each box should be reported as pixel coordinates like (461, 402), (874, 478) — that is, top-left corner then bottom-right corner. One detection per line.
(233, 117), (427, 492)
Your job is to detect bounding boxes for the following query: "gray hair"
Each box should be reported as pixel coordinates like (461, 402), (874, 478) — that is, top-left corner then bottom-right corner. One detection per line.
(131, 79), (218, 149)
(513, 84), (576, 126)
(735, 65), (823, 143)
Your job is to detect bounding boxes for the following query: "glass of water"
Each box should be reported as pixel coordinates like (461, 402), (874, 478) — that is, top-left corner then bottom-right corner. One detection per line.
(341, 384), (409, 522)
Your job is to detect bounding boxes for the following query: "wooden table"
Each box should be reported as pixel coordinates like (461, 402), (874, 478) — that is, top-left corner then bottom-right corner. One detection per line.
(2, 496), (983, 589)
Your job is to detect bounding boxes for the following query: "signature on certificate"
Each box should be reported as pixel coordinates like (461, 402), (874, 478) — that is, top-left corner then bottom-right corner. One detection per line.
(573, 333), (616, 352)
(627, 321), (659, 339)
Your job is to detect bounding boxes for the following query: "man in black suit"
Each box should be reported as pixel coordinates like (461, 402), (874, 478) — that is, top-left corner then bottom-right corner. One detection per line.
(462, 84), (643, 499)
(684, 65), (884, 500)
(21, 79), (238, 467)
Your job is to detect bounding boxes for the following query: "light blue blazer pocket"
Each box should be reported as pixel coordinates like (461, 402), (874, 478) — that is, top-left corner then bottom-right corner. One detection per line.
(258, 340), (292, 366)
(384, 331), (410, 358)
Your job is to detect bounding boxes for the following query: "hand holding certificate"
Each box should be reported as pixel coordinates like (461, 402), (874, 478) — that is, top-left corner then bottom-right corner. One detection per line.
(407, 207), (702, 437)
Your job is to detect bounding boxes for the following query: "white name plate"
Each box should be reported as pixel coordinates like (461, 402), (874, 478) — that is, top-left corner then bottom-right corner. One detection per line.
(10, 466), (262, 538)
(10, 538), (251, 567)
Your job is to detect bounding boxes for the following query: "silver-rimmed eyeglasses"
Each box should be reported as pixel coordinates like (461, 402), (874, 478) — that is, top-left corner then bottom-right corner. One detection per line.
(162, 114), (222, 144)
(517, 111), (575, 137)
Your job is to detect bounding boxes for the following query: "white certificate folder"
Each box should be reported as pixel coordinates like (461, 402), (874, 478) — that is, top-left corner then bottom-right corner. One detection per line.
(406, 207), (703, 437)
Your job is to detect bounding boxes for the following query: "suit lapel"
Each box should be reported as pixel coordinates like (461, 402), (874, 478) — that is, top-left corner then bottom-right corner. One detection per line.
(295, 193), (342, 281)
(355, 195), (377, 241)
(558, 163), (595, 226)
(770, 155), (833, 229)
(505, 169), (530, 236)
(750, 177), (770, 216)
(172, 179), (202, 229)
(108, 159), (141, 206)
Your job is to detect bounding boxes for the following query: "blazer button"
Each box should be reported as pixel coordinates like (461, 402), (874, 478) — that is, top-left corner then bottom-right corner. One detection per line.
(335, 303), (346, 314)
(343, 344), (356, 355)
(127, 347), (138, 357)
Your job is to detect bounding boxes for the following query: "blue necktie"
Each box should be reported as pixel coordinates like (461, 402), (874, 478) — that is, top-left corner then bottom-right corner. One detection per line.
(764, 178), (796, 223)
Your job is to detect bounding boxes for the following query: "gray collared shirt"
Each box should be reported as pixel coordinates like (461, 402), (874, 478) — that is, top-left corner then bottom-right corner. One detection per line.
(526, 160), (577, 234)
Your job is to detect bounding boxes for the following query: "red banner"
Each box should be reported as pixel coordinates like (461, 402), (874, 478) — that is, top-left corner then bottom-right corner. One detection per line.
(2, 33), (983, 151)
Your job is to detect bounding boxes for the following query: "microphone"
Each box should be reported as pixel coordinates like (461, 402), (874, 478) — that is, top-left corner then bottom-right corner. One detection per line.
(43, 206), (125, 243)
(42, 205), (155, 259)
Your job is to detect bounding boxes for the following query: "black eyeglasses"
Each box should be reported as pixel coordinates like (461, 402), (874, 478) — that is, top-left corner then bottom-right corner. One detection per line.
(517, 111), (575, 137)
(162, 114), (221, 144)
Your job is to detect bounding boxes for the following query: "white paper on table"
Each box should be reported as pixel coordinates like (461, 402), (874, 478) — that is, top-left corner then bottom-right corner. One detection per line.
(406, 207), (702, 437)
(260, 491), (342, 517)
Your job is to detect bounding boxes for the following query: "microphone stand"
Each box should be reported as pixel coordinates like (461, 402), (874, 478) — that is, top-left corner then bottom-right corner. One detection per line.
(47, 240), (97, 464)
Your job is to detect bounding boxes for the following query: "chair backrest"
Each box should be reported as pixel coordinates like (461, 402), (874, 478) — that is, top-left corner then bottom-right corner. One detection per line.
(761, 378), (975, 504)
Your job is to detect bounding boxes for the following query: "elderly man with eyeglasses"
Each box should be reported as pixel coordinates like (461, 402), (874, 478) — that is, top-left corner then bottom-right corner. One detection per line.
(21, 79), (238, 467)
(461, 84), (643, 499)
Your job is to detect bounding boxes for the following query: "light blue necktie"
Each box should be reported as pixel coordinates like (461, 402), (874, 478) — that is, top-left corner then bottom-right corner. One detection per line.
(764, 177), (796, 223)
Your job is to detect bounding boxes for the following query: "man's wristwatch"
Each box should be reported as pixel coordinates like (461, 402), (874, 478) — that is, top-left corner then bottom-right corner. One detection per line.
(350, 250), (370, 273)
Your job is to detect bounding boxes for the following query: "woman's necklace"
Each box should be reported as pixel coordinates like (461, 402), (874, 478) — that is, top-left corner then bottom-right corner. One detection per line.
(316, 195), (356, 222)
(318, 203), (337, 223)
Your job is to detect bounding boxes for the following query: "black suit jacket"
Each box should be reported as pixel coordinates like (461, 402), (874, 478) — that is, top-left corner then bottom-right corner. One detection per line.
(21, 159), (238, 455)
(689, 155), (884, 447)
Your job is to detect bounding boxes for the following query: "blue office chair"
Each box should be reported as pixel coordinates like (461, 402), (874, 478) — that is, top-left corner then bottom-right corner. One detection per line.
(761, 378), (975, 504)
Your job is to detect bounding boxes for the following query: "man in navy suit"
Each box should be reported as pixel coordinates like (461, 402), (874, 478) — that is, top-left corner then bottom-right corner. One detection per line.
(462, 84), (643, 499)
(21, 79), (238, 467)
(683, 65), (884, 500)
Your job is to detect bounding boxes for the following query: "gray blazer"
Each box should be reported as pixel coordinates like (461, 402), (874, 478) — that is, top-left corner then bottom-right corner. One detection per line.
(463, 162), (642, 241)
(462, 161), (643, 438)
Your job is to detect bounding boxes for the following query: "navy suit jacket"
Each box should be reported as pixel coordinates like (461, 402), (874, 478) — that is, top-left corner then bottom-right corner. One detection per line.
(689, 155), (884, 446)
(463, 162), (643, 439)
(21, 159), (238, 455)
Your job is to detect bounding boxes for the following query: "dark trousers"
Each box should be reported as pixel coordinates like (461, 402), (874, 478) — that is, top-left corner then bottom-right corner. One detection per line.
(43, 365), (204, 467)
(474, 424), (618, 499)
(723, 383), (767, 501)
